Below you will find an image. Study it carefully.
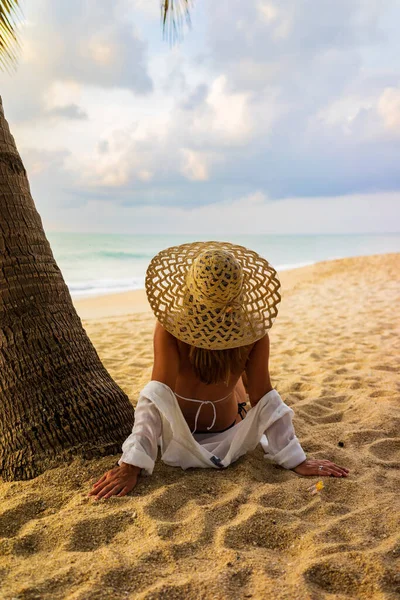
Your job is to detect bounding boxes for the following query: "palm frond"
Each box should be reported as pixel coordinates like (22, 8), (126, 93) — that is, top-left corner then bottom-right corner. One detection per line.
(161, 0), (193, 44)
(0, 0), (22, 72)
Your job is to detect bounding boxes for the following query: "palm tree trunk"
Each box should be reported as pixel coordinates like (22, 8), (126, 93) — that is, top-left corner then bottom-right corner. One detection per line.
(0, 96), (135, 481)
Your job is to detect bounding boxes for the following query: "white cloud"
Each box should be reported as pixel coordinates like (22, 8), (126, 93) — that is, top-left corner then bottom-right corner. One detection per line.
(378, 87), (400, 133)
(258, 2), (293, 39)
(125, 0), (160, 19)
(83, 38), (118, 67)
(258, 2), (278, 23)
(205, 76), (253, 143)
(181, 149), (210, 181)
(2, 0), (400, 234)
(0, 0), (152, 126)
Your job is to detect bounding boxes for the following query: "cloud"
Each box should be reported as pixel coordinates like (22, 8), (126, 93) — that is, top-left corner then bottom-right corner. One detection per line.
(25, 0), (153, 93)
(125, 0), (160, 19)
(0, 0), (153, 126)
(257, 2), (293, 40)
(180, 84), (208, 110)
(378, 87), (400, 133)
(20, 147), (71, 178)
(181, 149), (210, 181)
(46, 104), (88, 120)
(1, 0), (400, 234)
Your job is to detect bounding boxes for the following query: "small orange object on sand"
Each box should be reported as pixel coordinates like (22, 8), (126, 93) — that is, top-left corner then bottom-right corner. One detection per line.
(308, 480), (325, 495)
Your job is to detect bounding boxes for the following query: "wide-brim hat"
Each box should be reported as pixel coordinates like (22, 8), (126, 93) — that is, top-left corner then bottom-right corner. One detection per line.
(145, 241), (281, 350)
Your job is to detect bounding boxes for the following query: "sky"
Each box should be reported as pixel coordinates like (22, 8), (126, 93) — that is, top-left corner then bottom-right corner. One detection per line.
(1, 0), (400, 234)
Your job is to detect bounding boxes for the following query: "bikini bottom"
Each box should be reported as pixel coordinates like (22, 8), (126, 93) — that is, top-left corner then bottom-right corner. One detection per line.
(194, 401), (248, 434)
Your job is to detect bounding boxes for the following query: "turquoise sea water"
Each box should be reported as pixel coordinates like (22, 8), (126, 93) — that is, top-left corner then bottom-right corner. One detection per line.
(47, 232), (400, 298)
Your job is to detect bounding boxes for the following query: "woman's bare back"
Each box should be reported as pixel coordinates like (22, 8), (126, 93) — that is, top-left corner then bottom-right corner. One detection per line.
(174, 339), (251, 432)
(151, 322), (273, 433)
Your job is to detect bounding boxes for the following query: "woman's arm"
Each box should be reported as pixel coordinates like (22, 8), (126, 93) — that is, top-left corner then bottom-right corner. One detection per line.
(88, 394), (162, 500)
(246, 334), (349, 477)
(151, 321), (180, 390)
(245, 333), (273, 406)
(89, 322), (179, 501)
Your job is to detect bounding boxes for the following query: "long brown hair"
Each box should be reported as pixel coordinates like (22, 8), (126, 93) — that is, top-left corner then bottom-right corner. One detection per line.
(188, 345), (249, 385)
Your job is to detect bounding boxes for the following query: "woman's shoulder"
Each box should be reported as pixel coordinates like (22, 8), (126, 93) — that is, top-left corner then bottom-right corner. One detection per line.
(254, 332), (270, 347)
(154, 320), (175, 338)
(151, 321), (180, 388)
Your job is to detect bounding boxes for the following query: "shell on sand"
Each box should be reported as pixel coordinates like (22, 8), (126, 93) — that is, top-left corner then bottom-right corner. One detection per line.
(0, 254), (399, 600)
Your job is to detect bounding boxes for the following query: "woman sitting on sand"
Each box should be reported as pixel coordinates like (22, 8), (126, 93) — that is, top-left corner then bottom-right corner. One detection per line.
(89, 242), (349, 500)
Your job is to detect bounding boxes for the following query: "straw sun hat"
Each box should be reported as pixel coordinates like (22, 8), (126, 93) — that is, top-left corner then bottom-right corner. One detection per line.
(145, 241), (281, 350)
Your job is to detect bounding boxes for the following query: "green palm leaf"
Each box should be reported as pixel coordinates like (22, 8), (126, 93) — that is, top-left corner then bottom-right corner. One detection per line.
(0, 0), (21, 71)
(161, 0), (192, 43)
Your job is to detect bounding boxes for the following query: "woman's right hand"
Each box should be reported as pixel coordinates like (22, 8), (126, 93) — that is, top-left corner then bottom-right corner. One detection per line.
(88, 463), (141, 500)
(292, 458), (349, 477)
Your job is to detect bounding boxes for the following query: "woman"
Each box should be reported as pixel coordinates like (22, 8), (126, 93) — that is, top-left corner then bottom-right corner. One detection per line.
(89, 242), (349, 500)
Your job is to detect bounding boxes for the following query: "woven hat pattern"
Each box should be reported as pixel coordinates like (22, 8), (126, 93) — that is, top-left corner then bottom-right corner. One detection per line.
(145, 241), (281, 350)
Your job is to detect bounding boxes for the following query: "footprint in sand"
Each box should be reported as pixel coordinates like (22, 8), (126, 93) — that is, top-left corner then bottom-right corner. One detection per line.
(10, 569), (80, 600)
(258, 486), (311, 512)
(317, 395), (348, 407)
(372, 364), (398, 372)
(290, 381), (314, 393)
(0, 567), (9, 592)
(298, 501), (351, 523)
(66, 510), (139, 552)
(316, 506), (394, 548)
(156, 520), (200, 543)
(166, 496), (245, 560)
(225, 566), (253, 586)
(348, 381), (363, 390)
(317, 411), (344, 424)
(297, 405), (344, 424)
(368, 438), (400, 466)
(99, 565), (165, 599)
(317, 479), (366, 509)
(145, 486), (195, 522)
(303, 552), (385, 597)
(143, 581), (198, 600)
(145, 479), (239, 522)
(223, 508), (307, 552)
(0, 499), (47, 538)
(347, 429), (387, 446)
(316, 542), (360, 556)
(12, 532), (42, 557)
(369, 389), (397, 398)
(299, 404), (332, 418)
(76, 551), (172, 600)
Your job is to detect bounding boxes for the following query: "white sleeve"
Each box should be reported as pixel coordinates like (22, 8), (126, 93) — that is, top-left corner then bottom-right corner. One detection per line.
(260, 390), (307, 470)
(117, 395), (162, 476)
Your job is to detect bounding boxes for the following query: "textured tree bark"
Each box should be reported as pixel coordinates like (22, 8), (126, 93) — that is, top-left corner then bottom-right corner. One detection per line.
(0, 96), (135, 481)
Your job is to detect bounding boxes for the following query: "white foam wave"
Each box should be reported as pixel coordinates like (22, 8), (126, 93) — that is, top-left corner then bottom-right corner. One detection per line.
(67, 277), (145, 298)
(66, 260), (321, 299)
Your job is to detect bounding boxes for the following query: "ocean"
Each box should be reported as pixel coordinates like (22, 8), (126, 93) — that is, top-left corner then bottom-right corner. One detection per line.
(46, 232), (400, 299)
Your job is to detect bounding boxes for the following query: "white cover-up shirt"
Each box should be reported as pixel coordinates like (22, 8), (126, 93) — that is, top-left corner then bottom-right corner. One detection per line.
(118, 381), (306, 474)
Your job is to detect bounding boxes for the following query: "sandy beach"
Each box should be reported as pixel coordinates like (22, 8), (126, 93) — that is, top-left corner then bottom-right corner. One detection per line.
(0, 253), (399, 600)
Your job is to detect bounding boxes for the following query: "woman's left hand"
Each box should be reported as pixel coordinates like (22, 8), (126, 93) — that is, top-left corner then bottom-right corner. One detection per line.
(292, 458), (349, 477)
(88, 463), (141, 500)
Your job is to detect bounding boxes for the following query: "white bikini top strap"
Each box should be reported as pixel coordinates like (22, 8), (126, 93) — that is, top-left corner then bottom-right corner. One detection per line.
(174, 391), (232, 434)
